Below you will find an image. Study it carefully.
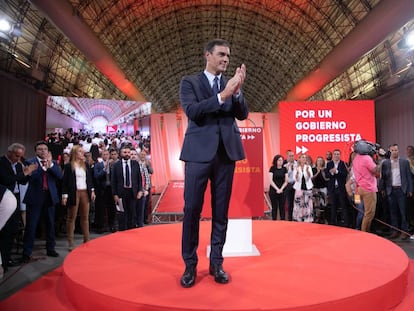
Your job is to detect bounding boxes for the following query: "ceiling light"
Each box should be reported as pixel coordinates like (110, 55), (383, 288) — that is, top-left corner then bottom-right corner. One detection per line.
(0, 18), (11, 32)
(398, 30), (414, 50)
(406, 31), (414, 50)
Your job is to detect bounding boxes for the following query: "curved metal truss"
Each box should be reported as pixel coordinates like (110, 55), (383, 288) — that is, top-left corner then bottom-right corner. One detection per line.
(0, 0), (413, 124)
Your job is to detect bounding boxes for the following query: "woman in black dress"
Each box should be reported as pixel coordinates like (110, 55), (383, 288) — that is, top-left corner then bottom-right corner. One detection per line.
(268, 155), (288, 220)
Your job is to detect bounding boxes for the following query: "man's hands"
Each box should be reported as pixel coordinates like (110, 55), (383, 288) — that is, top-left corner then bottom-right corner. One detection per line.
(24, 162), (38, 176)
(220, 64), (246, 101)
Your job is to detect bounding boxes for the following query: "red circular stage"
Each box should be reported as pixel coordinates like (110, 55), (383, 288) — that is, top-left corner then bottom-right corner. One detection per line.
(62, 221), (410, 311)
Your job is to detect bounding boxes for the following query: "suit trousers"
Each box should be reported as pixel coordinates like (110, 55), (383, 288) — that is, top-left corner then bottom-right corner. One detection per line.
(23, 191), (56, 256)
(94, 185), (116, 230)
(135, 196), (145, 228)
(117, 188), (136, 231)
(329, 188), (349, 226)
(285, 183), (295, 221)
(388, 187), (408, 232)
(182, 142), (235, 267)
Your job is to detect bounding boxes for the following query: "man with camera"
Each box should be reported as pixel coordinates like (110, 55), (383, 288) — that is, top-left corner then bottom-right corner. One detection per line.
(352, 140), (380, 232)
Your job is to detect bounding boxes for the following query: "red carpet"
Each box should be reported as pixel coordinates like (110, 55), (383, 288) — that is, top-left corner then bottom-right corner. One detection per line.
(154, 181), (185, 213)
(1, 221), (414, 311)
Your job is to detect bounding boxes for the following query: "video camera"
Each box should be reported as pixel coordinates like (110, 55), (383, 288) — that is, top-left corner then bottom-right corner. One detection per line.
(353, 139), (380, 156)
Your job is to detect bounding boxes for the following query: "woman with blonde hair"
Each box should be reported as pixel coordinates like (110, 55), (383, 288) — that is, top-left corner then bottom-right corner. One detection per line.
(293, 153), (314, 222)
(61, 145), (95, 251)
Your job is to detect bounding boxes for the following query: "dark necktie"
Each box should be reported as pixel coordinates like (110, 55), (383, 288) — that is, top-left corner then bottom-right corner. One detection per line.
(212, 76), (219, 95)
(41, 161), (48, 190)
(125, 161), (131, 187)
(105, 161), (110, 184)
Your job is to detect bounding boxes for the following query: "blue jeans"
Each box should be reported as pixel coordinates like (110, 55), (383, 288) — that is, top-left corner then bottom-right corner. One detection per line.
(388, 187), (408, 232)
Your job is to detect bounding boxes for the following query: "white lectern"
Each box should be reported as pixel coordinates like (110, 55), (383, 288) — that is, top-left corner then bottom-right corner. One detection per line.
(207, 218), (260, 257)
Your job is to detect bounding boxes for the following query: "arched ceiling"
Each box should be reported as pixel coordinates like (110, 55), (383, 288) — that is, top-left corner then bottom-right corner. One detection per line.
(0, 0), (414, 124)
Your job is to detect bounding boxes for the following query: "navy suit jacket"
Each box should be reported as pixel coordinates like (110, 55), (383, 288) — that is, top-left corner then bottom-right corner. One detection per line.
(111, 160), (142, 198)
(179, 72), (249, 162)
(381, 158), (413, 196)
(94, 160), (112, 191)
(23, 158), (62, 206)
(325, 160), (348, 193)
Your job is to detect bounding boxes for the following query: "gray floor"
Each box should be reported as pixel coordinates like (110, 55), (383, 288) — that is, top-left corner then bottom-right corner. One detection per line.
(1, 224), (413, 301)
(0, 230), (109, 300)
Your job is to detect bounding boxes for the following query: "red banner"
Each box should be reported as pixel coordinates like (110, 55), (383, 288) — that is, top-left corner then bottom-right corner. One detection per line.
(202, 127), (264, 218)
(106, 125), (118, 133)
(279, 101), (376, 161)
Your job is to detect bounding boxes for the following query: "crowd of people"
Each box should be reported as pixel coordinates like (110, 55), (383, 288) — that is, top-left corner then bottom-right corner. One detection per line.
(0, 129), (152, 276)
(1, 125), (414, 281)
(268, 144), (414, 238)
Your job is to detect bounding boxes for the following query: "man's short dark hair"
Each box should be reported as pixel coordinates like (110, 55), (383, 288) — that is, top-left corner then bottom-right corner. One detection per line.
(204, 39), (230, 53)
(120, 143), (132, 151)
(34, 141), (48, 151)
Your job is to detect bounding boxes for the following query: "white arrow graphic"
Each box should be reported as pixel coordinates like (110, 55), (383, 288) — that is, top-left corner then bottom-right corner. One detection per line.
(296, 145), (309, 154)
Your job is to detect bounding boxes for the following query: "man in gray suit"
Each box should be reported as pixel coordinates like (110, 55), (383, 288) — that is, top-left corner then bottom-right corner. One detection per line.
(380, 144), (413, 239)
(179, 38), (248, 287)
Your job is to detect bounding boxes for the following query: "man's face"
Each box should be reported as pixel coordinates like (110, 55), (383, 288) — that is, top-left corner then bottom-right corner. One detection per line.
(35, 144), (49, 159)
(333, 151), (341, 162)
(326, 151), (332, 161)
(101, 150), (109, 161)
(120, 148), (131, 160)
(390, 146), (399, 159)
(139, 151), (147, 161)
(130, 150), (138, 161)
(206, 45), (230, 75)
(110, 151), (118, 161)
(8, 148), (24, 163)
(287, 152), (294, 163)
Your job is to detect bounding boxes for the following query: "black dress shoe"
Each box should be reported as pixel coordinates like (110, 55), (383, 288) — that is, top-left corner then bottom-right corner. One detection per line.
(180, 265), (197, 288)
(22, 254), (33, 263)
(209, 264), (229, 284)
(47, 250), (60, 257)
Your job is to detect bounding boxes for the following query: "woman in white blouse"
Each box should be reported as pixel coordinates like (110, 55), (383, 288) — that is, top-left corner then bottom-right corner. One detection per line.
(62, 145), (96, 251)
(293, 154), (314, 222)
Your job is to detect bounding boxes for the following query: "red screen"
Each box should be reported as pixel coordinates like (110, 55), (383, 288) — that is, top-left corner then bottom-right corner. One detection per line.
(279, 100), (376, 162)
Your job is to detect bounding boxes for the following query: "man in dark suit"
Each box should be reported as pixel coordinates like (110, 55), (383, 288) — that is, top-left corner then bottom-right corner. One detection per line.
(179, 38), (248, 287)
(325, 149), (349, 226)
(22, 141), (62, 261)
(380, 144), (413, 239)
(0, 143), (37, 272)
(94, 149), (116, 233)
(111, 144), (143, 231)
